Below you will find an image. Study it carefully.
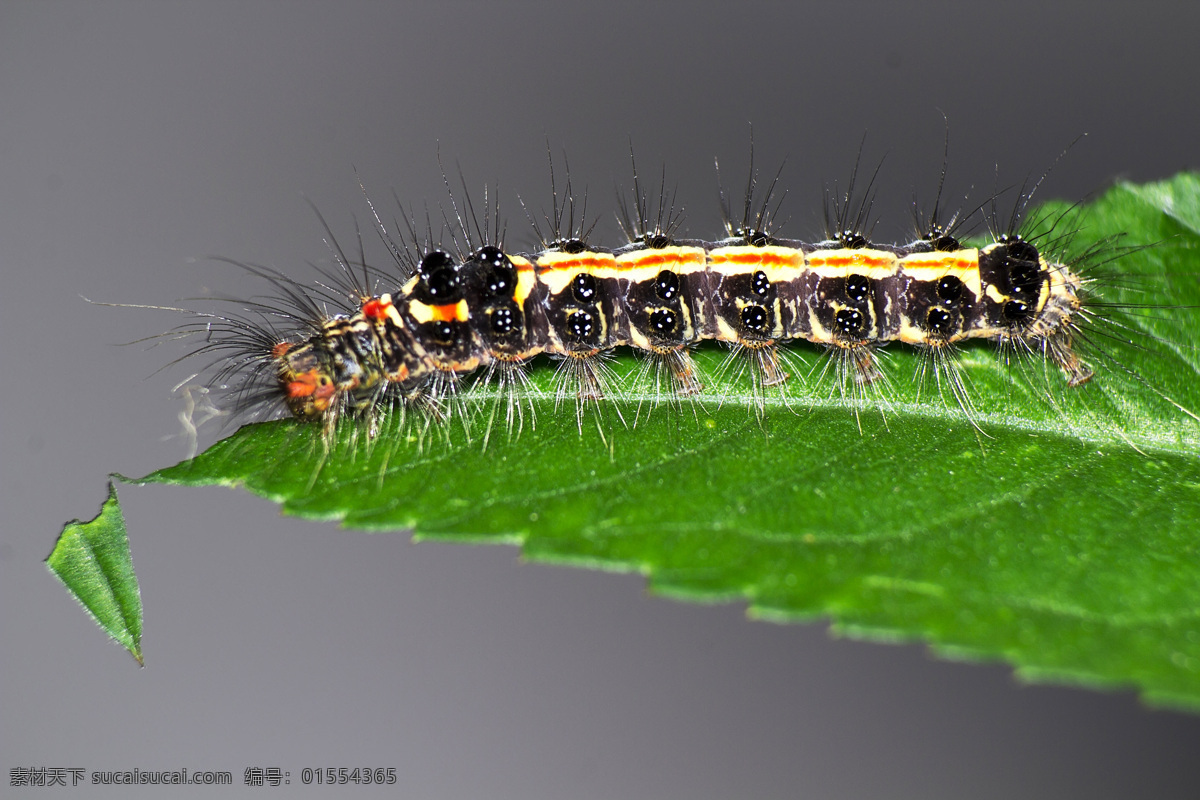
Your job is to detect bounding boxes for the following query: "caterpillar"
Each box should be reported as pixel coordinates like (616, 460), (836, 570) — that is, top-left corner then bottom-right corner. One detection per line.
(165, 143), (1187, 447)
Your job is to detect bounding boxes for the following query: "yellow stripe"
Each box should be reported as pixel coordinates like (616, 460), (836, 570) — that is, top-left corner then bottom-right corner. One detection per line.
(408, 298), (468, 324)
(708, 245), (808, 283)
(804, 248), (899, 279)
(707, 245), (804, 270)
(616, 246), (707, 269)
(535, 250), (618, 294)
(899, 249), (983, 300)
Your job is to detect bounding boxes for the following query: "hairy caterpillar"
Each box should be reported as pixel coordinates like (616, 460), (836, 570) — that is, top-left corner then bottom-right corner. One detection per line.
(157, 143), (1195, 449)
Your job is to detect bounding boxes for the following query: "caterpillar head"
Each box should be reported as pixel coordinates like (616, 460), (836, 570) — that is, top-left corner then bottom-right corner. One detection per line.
(272, 340), (338, 421)
(272, 312), (391, 421)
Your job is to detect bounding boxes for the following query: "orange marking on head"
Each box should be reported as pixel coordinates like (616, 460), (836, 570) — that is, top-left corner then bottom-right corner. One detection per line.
(271, 341), (293, 359)
(285, 369), (336, 402)
(286, 372), (319, 398)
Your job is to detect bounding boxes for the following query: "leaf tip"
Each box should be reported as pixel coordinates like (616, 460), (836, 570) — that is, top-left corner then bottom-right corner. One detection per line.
(47, 479), (144, 666)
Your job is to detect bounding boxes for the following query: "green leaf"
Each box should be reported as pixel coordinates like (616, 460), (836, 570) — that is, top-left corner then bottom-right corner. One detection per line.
(147, 174), (1200, 705)
(47, 482), (144, 665)
(63, 175), (1200, 700)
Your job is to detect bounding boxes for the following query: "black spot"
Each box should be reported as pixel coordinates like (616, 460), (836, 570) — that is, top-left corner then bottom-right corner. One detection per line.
(644, 233), (672, 249)
(1008, 262), (1041, 297)
(571, 272), (597, 303)
(740, 228), (771, 247)
(489, 304), (519, 336)
(557, 238), (586, 254)
(484, 264), (516, 296)
(1002, 237), (1041, 264)
(929, 234), (961, 252)
(838, 230), (869, 249)
(420, 249), (455, 273)
(937, 275), (963, 303)
(475, 245), (506, 268)
(654, 269), (680, 301)
(751, 270), (770, 298)
(845, 274), (870, 302)
(567, 309), (595, 340)
(430, 321), (456, 345)
(834, 308), (865, 337)
(926, 307), (953, 335)
(740, 304), (768, 333)
(425, 268), (459, 300)
(420, 250), (460, 300)
(649, 308), (677, 334)
(476, 246), (515, 297)
(1004, 300), (1031, 321)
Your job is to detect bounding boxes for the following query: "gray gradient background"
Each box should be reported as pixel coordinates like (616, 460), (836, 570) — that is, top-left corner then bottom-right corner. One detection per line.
(4, 1), (1200, 797)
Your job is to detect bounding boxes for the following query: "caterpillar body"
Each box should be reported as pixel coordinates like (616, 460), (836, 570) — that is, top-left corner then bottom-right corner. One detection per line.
(172, 147), (1178, 445)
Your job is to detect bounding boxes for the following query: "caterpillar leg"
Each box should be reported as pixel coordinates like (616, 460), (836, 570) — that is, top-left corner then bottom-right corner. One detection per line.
(630, 346), (704, 425)
(1047, 334), (1095, 387)
(748, 341), (789, 387)
(554, 350), (625, 433)
(657, 346), (703, 396)
(715, 340), (794, 416)
(473, 358), (537, 446)
(849, 345), (883, 385)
